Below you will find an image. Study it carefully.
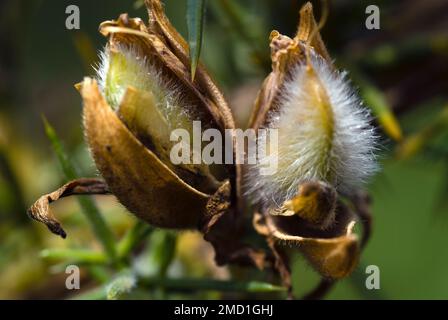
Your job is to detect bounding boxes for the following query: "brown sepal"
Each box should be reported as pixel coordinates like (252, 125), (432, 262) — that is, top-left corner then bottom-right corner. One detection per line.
(27, 178), (110, 238)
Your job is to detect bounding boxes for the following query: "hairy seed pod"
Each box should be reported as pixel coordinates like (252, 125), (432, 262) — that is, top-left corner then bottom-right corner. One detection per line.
(29, 0), (237, 236)
(82, 6), (237, 229)
(248, 2), (377, 279)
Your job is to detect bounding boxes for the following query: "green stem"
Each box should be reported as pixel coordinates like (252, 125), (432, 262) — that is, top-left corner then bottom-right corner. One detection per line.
(40, 248), (107, 264)
(117, 221), (152, 259)
(139, 276), (287, 293)
(0, 146), (28, 225)
(71, 287), (106, 300)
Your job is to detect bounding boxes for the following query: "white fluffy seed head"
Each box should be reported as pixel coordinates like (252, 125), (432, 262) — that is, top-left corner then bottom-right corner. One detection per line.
(246, 50), (378, 208)
(95, 45), (196, 130)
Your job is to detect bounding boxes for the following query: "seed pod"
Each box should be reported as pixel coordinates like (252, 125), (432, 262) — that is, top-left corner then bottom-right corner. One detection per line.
(246, 3), (377, 209)
(29, 0), (237, 235)
(83, 3), (237, 229)
(81, 78), (211, 228)
(247, 2), (376, 279)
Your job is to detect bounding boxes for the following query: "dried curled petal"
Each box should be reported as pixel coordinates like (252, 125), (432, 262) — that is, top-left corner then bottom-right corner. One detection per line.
(27, 178), (110, 238)
(254, 201), (360, 279)
(271, 181), (337, 230)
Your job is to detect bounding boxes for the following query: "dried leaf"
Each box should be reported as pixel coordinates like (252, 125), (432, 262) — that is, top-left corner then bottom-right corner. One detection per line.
(266, 236), (293, 298)
(27, 178), (110, 238)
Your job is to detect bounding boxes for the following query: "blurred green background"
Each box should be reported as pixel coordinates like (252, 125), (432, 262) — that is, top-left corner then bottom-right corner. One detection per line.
(0, 0), (448, 299)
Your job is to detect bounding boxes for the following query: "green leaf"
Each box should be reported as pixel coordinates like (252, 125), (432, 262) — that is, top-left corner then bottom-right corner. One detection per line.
(212, 0), (268, 67)
(396, 106), (448, 159)
(148, 230), (177, 277)
(117, 221), (153, 259)
(71, 287), (107, 300)
(40, 248), (108, 264)
(361, 84), (403, 142)
(42, 116), (118, 263)
(186, 0), (206, 80)
(339, 61), (403, 142)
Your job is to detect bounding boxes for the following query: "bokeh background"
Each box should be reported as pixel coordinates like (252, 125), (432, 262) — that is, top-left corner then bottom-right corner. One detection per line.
(1, 0), (448, 299)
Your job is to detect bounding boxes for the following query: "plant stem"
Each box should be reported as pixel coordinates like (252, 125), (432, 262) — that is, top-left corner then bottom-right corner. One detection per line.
(40, 248), (108, 264)
(117, 221), (152, 259)
(139, 276), (286, 293)
(71, 287), (106, 300)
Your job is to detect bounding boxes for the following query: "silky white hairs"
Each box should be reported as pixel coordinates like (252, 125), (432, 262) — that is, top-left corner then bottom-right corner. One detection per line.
(246, 50), (378, 208)
(95, 44), (195, 130)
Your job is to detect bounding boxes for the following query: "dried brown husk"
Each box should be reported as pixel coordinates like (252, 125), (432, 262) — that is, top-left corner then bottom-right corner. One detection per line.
(79, 1), (239, 229)
(29, 1), (240, 234)
(248, 2), (331, 131)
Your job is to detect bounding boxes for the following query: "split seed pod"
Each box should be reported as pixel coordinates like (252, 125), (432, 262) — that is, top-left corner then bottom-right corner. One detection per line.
(29, 0), (236, 236)
(246, 3), (377, 279)
(83, 11), (236, 229)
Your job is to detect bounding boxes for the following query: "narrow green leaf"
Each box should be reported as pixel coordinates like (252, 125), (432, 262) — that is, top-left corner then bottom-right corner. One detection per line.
(42, 116), (77, 179)
(40, 248), (107, 264)
(339, 62), (403, 142)
(396, 106), (448, 159)
(117, 221), (153, 259)
(70, 287), (106, 300)
(148, 230), (177, 277)
(211, 0), (268, 67)
(0, 146), (28, 224)
(362, 84), (403, 142)
(41, 116), (118, 263)
(186, 0), (206, 80)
